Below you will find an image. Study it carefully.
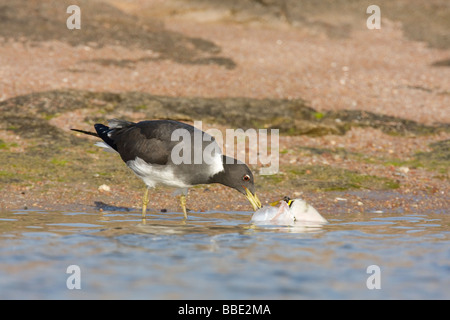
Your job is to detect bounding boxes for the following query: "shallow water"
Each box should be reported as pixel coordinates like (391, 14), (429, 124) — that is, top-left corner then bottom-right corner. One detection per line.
(0, 207), (449, 299)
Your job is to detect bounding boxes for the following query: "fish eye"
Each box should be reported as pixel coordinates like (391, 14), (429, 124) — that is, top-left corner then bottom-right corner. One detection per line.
(243, 174), (251, 182)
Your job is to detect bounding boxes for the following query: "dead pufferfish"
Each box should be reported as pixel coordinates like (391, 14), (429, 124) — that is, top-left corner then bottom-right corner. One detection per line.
(251, 196), (327, 225)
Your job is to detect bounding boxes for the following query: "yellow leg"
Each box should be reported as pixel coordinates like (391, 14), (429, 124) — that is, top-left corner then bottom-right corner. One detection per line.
(142, 187), (149, 219)
(180, 194), (188, 219)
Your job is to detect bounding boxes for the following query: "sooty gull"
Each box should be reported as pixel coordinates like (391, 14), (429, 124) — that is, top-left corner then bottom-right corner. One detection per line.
(71, 119), (262, 218)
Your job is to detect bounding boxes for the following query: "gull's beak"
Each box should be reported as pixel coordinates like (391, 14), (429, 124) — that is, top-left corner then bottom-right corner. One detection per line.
(244, 187), (262, 211)
(269, 200), (280, 206)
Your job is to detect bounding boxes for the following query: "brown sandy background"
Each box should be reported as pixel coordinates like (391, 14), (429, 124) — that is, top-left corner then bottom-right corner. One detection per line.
(0, 0), (448, 214)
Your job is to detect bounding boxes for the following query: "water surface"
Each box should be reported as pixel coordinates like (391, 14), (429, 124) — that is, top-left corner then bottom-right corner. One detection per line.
(0, 208), (448, 299)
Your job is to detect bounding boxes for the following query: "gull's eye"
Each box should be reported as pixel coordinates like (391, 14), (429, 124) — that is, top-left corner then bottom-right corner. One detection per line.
(243, 174), (251, 182)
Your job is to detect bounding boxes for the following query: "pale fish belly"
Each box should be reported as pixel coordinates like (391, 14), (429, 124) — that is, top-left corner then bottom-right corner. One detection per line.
(251, 199), (327, 225)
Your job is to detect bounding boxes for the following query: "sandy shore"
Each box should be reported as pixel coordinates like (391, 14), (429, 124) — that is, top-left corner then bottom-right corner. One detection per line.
(0, 0), (448, 214)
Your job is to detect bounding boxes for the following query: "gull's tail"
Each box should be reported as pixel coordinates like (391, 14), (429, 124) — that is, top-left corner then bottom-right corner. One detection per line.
(70, 128), (99, 137)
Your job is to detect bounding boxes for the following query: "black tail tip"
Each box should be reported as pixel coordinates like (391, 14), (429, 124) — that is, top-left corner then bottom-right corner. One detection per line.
(71, 128), (99, 137)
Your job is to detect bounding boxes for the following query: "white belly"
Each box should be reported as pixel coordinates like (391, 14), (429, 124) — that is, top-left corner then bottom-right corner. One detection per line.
(127, 157), (193, 188)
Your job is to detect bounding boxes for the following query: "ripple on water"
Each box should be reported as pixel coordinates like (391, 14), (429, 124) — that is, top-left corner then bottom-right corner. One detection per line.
(0, 209), (448, 299)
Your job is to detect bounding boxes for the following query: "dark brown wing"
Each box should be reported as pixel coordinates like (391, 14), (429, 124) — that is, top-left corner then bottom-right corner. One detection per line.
(97, 120), (198, 165)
